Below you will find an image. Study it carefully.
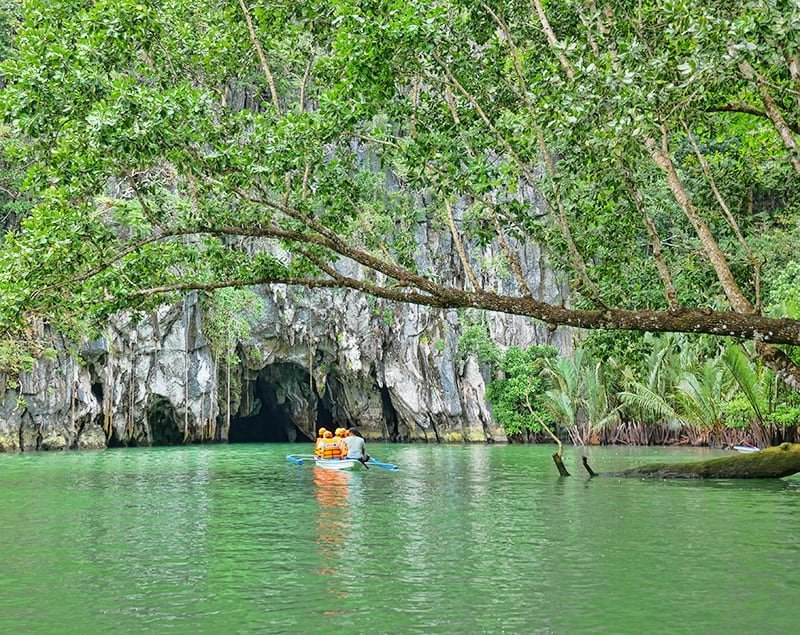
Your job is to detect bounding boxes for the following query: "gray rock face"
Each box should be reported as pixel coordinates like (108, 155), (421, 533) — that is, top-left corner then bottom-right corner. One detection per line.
(0, 345), (103, 452)
(0, 225), (571, 451)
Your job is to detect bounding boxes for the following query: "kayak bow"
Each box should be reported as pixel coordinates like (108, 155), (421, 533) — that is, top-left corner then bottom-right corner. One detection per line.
(314, 458), (367, 471)
(285, 454), (399, 470)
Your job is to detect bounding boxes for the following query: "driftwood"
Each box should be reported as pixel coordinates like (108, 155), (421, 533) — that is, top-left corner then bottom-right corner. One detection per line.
(581, 443), (800, 479)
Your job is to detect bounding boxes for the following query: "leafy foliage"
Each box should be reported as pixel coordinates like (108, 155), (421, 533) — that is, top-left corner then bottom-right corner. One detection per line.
(456, 315), (500, 365)
(202, 288), (262, 362)
(1, 0), (800, 396)
(482, 329), (800, 444)
(485, 345), (557, 436)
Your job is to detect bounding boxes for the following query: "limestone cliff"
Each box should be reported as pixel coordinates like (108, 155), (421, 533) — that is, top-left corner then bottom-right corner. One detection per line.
(0, 231), (571, 451)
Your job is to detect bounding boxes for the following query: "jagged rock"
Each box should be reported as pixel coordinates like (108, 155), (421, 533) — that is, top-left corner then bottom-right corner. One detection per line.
(0, 223), (571, 450)
(0, 345), (103, 451)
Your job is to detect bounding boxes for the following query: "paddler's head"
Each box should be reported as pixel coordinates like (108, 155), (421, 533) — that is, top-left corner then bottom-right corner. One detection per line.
(323, 430), (333, 438)
(318, 427), (327, 438)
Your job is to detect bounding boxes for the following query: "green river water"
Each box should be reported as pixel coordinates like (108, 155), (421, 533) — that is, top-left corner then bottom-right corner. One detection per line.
(1, 443), (799, 634)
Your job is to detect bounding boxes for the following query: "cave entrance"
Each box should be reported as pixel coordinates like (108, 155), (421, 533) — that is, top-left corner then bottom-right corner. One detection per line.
(148, 396), (183, 446)
(380, 385), (400, 441)
(228, 363), (327, 443)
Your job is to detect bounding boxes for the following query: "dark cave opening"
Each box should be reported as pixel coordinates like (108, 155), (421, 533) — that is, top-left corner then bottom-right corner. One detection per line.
(228, 365), (320, 443)
(316, 397), (334, 433)
(380, 384), (400, 441)
(148, 396), (183, 446)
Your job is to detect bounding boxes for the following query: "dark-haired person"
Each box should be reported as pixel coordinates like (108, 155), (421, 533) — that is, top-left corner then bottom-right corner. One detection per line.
(344, 428), (368, 464)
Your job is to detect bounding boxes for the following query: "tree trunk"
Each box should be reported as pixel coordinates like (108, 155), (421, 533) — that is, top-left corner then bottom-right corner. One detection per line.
(582, 443), (800, 479)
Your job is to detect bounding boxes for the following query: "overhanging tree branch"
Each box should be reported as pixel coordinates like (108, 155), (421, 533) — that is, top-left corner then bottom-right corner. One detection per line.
(707, 102), (800, 135)
(129, 265), (800, 345)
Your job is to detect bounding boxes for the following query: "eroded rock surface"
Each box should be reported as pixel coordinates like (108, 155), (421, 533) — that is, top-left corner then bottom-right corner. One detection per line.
(1, 231), (571, 450)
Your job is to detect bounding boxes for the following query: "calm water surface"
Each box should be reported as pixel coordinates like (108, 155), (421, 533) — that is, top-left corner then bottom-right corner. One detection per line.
(1, 443), (799, 634)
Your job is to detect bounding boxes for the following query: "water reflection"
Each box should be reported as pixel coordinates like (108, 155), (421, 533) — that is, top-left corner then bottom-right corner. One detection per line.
(313, 467), (351, 606)
(3, 444), (800, 634)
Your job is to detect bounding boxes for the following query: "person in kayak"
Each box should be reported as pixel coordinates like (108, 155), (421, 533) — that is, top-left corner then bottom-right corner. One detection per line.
(333, 428), (349, 457)
(344, 428), (369, 463)
(320, 430), (342, 459)
(314, 428), (328, 458)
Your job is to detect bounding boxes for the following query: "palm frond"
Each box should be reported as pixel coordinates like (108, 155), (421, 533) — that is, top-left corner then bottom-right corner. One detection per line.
(544, 388), (575, 426)
(619, 384), (677, 421)
(722, 344), (764, 424)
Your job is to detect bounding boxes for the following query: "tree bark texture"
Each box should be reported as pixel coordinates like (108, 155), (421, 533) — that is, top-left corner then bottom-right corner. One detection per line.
(583, 443), (800, 479)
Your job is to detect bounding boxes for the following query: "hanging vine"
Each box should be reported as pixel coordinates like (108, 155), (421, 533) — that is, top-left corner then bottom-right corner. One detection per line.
(201, 288), (263, 433)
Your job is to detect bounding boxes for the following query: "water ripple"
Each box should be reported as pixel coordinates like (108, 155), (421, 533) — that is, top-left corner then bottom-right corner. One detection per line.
(1, 444), (799, 633)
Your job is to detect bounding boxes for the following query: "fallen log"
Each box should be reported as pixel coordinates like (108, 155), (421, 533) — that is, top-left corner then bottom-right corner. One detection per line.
(581, 443), (800, 479)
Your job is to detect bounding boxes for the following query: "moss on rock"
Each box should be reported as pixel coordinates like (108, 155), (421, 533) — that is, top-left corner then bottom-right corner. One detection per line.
(606, 443), (800, 479)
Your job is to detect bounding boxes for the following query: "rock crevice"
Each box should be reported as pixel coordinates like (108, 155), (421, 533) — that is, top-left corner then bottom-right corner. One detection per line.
(1, 238), (571, 450)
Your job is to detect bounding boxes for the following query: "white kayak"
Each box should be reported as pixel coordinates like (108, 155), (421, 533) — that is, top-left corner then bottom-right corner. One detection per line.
(285, 453), (398, 470)
(733, 445), (761, 454)
(314, 458), (367, 471)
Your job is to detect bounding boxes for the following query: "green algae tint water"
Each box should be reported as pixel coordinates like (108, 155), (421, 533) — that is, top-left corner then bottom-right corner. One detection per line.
(1, 444), (799, 634)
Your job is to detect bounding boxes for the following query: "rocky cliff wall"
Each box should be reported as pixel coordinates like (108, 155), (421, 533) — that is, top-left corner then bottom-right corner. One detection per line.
(0, 226), (572, 451)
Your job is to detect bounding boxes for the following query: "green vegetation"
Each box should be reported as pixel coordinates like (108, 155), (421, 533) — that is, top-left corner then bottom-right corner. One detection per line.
(1, 0), (800, 444)
(485, 345), (556, 437)
(456, 316), (500, 366)
(470, 332), (800, 447)
(202, 288), (262, 362)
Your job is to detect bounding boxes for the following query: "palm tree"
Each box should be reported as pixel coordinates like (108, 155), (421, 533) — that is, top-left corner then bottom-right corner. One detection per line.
(722, 344), (779, 448)
(673, 359), (734, 446)
(540, 350), (620, 445)
(582, 359), (621, 439)
(541, 352), (582, 444)
(617, 334), (685, 436)
(620, 350), (736, 447)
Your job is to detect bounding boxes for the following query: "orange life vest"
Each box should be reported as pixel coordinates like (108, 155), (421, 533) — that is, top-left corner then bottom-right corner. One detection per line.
(321, 438), (341, 459)
(333, 434), (347, 457)
(314, 437), (325, 458)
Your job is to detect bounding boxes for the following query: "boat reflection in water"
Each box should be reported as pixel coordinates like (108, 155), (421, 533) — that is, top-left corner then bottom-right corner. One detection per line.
(314, 467), (351, 610)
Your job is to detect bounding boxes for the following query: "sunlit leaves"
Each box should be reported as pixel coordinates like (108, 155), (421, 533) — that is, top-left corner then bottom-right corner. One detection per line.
(0, 0), (799, 352)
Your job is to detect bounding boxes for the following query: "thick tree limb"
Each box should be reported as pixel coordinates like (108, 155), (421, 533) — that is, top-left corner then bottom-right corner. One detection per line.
(645, 126), (755, 315)
(121, 233), (800, 345)
(707, 102), (800, 135)
(237, 0), (281, 113)
(35, 199), (800, 348)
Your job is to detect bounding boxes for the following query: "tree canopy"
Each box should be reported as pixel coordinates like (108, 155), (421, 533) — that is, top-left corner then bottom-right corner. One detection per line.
(2, 0), (800, 381)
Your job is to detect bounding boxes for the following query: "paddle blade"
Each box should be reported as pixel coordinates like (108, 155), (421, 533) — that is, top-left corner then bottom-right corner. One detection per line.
(366, 458), (399, 470)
